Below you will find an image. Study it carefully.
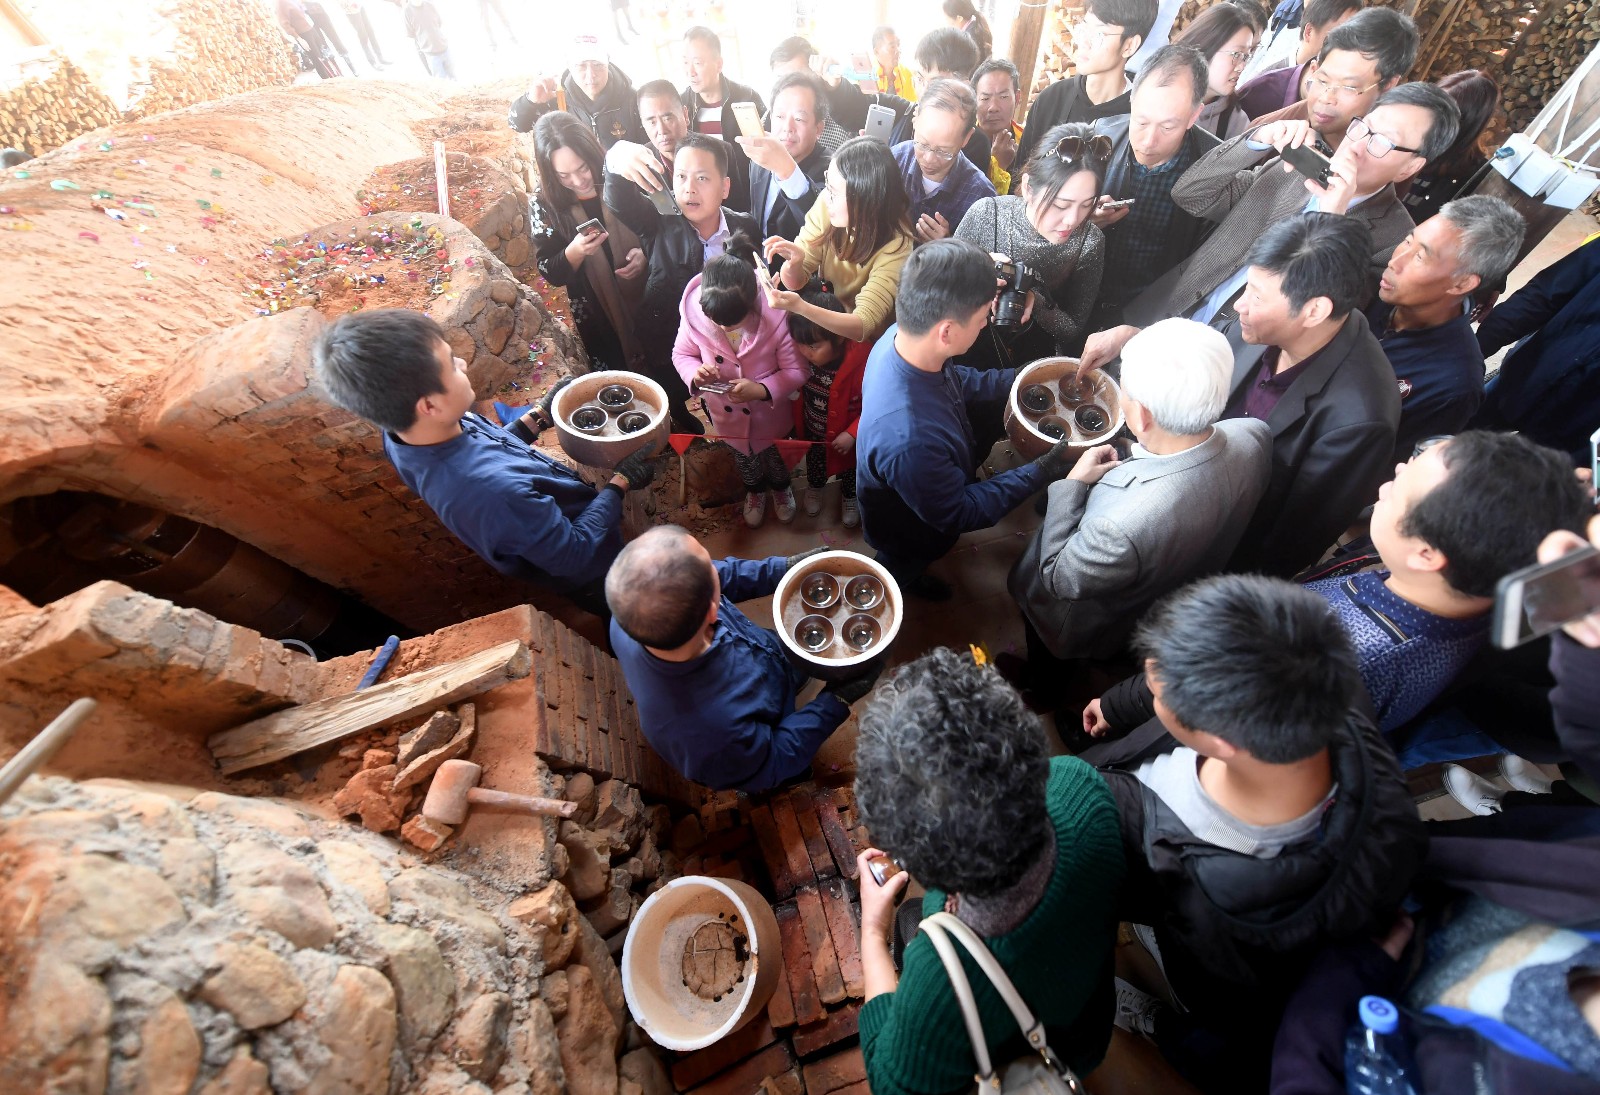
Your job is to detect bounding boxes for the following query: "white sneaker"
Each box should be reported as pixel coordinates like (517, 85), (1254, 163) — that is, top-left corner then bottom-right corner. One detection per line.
(742, 491), (766, 528)
(1443, 764), (1505, 816)
(803, 486), (823, 516)
(1113, 976), (1162, 1038)
(773, 487), (798, 524)
(1501, 754), (1555, 794)
(841, 496), (860, 528)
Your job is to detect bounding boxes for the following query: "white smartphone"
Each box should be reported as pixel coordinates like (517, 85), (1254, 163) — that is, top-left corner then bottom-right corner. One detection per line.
(731, 101), (765, 141)
(864, 103), (896, 143)
(1492, 544), (1600, 648)
(1100, 197), (1136, 210)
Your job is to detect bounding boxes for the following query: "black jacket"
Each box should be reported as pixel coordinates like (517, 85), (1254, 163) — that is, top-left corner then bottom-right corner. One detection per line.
(749, 143), (829, 242)
(1226, 309), (1401, 578)
(1086, 712), (1426, 1022)
(682, 75), (767, 139)
(508, 65), (646, 149)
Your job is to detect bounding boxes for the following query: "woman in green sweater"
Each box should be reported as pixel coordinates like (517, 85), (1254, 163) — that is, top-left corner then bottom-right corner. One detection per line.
(854, 648), (1126, 1095)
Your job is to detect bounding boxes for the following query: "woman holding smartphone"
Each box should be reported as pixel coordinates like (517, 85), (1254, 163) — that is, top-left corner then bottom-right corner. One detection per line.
(761, 137), (913, 344)
(532, 111), (648, 372)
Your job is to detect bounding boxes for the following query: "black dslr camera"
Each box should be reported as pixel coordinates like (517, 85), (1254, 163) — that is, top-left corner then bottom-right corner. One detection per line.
(993, 258), (1039, 328)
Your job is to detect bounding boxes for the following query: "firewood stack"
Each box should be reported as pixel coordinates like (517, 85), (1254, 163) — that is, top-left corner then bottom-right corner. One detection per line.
(1027, 1), (1089, 112)
(0, 55), (122, 157)
(125, 0), (299, 120)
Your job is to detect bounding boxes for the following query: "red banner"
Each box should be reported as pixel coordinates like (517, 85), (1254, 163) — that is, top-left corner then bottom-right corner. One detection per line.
(668, 433), (828, 461)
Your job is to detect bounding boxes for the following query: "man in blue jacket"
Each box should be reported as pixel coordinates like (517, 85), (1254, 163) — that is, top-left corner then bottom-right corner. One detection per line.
(314, 309), (655, 618)
(856, 238), (1074, 599)
(606, 528), (877, 793)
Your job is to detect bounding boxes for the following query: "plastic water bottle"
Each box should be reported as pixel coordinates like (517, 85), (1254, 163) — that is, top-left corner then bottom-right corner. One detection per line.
(1344, 996), (1417, 1094)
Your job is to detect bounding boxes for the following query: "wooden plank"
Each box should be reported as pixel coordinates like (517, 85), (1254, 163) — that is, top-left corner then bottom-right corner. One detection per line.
(795, 886), (846, 1006)
(775, 900), (823, 1026)
(812, 790), (859, 880)
(791, 1003), (860, 1058)
(684, 1041), (796, 1095)
(789, 788), (836, 879)
(670, 1014), (778, 1090)
(770, 795), (817, 890)
(819, 878), (864, 999)
(207, 640), (529, 774)
(748, 805), (797, 897)
(800, 1048), (865, 1095)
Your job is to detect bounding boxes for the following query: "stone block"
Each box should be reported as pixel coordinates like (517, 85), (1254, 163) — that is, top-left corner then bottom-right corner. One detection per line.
(199, 943), (306, 1030)
(554, 966), (617, 1095)
(371, 923), (456, 1046)
(506, 881), (579, 970)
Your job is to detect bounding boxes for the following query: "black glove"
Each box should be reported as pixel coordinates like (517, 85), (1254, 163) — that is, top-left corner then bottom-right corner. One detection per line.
(612, 450), (657, 491)
(784, 545), (831, 570)
(1036, 439), (1074, 478)
(536, 376), (574, 429)
(825, 664), (882, 705)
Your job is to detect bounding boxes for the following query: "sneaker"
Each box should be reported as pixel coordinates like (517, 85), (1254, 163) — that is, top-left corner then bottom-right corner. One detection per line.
(1501, 754), (1555, 794)
(1113, 977), (1162, 1039)
(841, 496), (860, 528)
(1443, 764), (1505, 816)
(742, 491), (766, 528)
(803, 486), (824, 516)
(773, 487), (798, 523)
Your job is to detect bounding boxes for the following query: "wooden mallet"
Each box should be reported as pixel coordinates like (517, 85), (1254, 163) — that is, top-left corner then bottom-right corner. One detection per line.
(421, 759), (577, 826)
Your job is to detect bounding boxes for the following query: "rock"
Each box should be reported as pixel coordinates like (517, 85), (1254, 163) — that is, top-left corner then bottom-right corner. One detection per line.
(361, 747), (398, 770)
(446, 327), (477, 365)
(332, 765), (410, 833)
(159, 837), (217, 903)
(502, 235), (530, 269)
(556, 822), (609, 902)
(393, 705), (477, 791)
(506, 882), (579, 969)
(621, 1081), (644, 1095)
(198, 942), (307, 1029)
(620, 1048), (673, 1095)
(489, 278), (519, 305)
(540, 968), (568, 1020)
(387, 869), (505, 954)
(319, 841), (391, 917)
(646, 805), (671, 844)
(670, 813), (703, 855)
(569, 908), (626, 1029)
(563, 773), (597, 825)
(401, 814), (454, 852)
(396, 708), (460, 768)
(583, 870), (635, 937)
(509, 1001), (565, 1095)
(86, 786), (196, 839)
(303, 965), (397, 1095)
(633, 834), (662, 883)
(548, 840), (570, 880)
(46, 854), (187, 951)
(555, 965), (618, 1095)
(220, 841), (337, 950)
(130, 991), (201, 1095)
(451, 991), (512, 1083)
(484, 304), (516, 355)
(14, 955), (112, 1094)
(196, 1046), (270, 1095)
(371, 923), (456, 1046)
(593, 781), (644, 850)
(189, 792), (310, 838)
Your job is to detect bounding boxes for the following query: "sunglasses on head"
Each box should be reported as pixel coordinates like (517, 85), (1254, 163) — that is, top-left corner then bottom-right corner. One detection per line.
(1054, 134), (1114, 166)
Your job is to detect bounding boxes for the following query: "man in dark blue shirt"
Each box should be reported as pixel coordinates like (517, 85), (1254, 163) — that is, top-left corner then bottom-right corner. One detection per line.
(1367, 195), (1524, 463)
(856, 239), (1073, 599)
(606, 527), (876, 793)
(313, 309), (655, 617)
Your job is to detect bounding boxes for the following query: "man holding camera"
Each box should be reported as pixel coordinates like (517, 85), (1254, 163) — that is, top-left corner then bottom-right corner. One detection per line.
(856, 239), (1075, 600)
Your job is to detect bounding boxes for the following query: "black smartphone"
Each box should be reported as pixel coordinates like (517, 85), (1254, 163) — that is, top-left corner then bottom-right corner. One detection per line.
(646, 187), (680, 216)
(1280, 142), (1333, 186)
(1492, 545), (1600, 648)
(575, 217), (604, 238)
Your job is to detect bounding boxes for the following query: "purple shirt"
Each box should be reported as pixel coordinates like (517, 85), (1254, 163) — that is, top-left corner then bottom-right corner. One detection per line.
(1226, 345), (1321, 422)
(892, 141), (997, 239)
(1236, 61), (1310, 121)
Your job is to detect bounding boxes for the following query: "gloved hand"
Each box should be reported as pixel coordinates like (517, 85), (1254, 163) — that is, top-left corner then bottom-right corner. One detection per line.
(612, 450), (657, 491)
(536, 376), (574, 428)
(1036, 439), (1075, 478)
(784, 544), (831, 570)
(825, 663), (882, 705)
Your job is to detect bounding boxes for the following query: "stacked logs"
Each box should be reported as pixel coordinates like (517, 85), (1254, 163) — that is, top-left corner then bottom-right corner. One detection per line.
(0, 55), (122, 157)
(1027, 2), (1088, 109)
(126, 0), (300, 120)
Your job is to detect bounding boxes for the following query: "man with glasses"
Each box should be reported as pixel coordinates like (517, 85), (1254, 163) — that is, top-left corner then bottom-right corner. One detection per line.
(886, 29), (993, 174)
(1236, 0), (1362, 115)
(893, 79), (996, 244)
(1016, 0), (1160, 169)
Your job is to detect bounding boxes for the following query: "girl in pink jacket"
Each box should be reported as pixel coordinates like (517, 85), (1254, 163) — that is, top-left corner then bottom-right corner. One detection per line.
(673, 233), (810, 528)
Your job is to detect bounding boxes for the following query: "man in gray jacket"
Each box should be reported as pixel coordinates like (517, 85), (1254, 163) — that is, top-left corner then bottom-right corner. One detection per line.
(1007, 318), (1271, 694)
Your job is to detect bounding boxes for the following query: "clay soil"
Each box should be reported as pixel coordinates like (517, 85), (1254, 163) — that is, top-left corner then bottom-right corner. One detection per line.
(244, 223), (453, 319)
(358, 157), (503, 223)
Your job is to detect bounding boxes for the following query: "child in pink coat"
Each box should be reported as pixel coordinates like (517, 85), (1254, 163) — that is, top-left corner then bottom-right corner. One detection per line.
(673, 233), (810, 527)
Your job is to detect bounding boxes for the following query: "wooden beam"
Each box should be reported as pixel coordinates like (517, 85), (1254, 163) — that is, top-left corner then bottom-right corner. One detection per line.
(1010, 0), (1054, 118)
(207, 640), (530, 775)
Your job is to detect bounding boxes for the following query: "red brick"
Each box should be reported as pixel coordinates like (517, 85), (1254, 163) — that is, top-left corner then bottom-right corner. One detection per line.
(748, 805), (795, 898)
(811, 790), (859, 880)
(684, 1042), (795, 1095)
(770, 796), (817, 891)
(670, 1015), (778, 1090)
(799, 1048), (864, 1095)
(766, 956), (796, 1030)
(790, 1003), (859, 1058)
(819, 879), (863, 999)
(790, 789), (836, 879)
(775, 900), (823, 1026)
(795, 886), (846, 1006)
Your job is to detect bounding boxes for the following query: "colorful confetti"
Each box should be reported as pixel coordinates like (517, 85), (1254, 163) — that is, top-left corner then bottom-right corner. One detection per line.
(78, 231), (99, 243)
(210, 168), (223, 178)
(50, 179), (80, 190)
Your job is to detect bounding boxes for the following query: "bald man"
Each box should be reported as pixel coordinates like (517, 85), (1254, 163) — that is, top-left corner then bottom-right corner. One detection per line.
(606, 529), (877, 793)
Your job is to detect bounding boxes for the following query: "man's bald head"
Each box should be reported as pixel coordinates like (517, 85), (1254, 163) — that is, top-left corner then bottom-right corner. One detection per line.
(606, 526), (717, 649)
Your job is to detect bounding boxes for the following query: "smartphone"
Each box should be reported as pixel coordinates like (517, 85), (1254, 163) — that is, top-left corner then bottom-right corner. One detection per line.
(1492, 544), (1600, 648)
(864, 103), (896, 144)
(575, 217), (604, 238)
(1590, 425), (1599, 500)
(731, 101), (765, 141)
(698, 379), (733, 395)
(1280, 142), (1333, 187)
(1100, 197), (1136, 210)
(646, 187), (680, 216)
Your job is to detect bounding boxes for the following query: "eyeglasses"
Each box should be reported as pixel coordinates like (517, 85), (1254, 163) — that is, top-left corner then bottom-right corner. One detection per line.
(1054, 133), (1114, 166)
(1307, 73), (1380, 100)
(1346, 116), (1422, 158)
(913, 140), (960, 162)
(1070, 19), (1125, 48)
(1411, 435), (1452, 460)
(1215, 49), (1252, 63)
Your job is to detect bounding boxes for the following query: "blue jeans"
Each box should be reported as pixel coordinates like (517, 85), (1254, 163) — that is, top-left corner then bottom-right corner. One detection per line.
(1390, 709), (1504, 770)
(425, 49), (455, 79)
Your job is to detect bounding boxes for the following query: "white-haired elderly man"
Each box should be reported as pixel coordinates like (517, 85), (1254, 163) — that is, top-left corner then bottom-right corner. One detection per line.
(1005, 318), (1273, 706)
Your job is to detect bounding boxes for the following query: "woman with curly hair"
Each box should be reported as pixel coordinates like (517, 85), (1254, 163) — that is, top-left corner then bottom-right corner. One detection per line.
(853, 648), (1126, 1095)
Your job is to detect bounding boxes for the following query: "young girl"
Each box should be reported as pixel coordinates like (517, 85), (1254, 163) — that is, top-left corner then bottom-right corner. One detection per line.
(787, 286), (868, 529)
(673, 233), (810, 528)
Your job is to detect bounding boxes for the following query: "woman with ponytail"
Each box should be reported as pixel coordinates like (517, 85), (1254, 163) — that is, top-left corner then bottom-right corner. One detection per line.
(673, 232), (811, 528)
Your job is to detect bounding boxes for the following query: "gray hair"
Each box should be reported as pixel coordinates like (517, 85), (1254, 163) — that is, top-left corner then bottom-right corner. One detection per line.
(1374, 81), (1460, 161)
(1132, 44), (1209, 109)
(1119, 318), (1234, 434)
(918, 77), (979, 132)
(1438, 195), (1524, 285)
(853, 648), (1050, 896)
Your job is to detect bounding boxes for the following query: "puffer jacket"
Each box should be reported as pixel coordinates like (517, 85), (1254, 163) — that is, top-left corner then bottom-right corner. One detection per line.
(508, 65), (647, 149)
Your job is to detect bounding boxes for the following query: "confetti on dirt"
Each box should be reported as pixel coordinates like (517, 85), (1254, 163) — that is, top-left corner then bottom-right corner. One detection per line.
(244, 221), (453, 318)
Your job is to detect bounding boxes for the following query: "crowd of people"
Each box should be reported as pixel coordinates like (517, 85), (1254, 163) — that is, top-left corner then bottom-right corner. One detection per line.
(310, 8), (1600, 1093)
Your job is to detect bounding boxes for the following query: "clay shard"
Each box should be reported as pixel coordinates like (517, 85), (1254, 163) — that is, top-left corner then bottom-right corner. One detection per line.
(393, 704), (477, 791)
